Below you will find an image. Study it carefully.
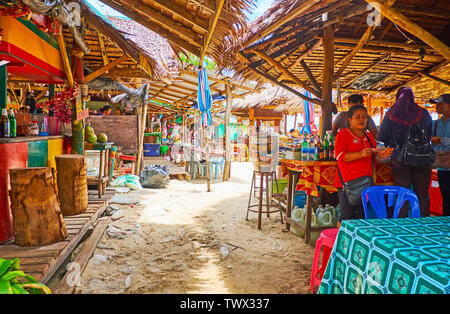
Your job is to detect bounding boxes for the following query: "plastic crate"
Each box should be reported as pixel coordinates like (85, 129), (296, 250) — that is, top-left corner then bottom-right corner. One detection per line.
(144, 143), (160, 157)
(294, 191), (307, 208)
(273, 179), (288, 194)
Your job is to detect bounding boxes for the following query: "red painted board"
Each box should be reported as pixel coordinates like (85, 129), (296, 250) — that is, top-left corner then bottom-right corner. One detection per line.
(0, 142), (28, 243)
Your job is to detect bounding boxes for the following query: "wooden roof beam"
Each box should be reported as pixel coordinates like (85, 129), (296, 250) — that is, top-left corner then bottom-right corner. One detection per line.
(98, 0), (202, 56)
(344, 54), (391, 88)
(242, 0), (320, 49)
(119, 0), (201, 45)
(334, 0), (397, 81)
(199, 0), (225, 65)
(148, 0), (209, 32)
(365, 0), (450, 60)
(85, 55), (130, 83)
(418, 72), (450, 87)
(251, 49), (321, 98)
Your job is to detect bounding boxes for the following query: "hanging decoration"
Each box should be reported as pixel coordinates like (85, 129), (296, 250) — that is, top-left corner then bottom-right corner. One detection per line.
(37, 83), (79, 123)
(0, 3), (32, 19)
(300, 91), (318, 135)
(197, 68), (213, 127)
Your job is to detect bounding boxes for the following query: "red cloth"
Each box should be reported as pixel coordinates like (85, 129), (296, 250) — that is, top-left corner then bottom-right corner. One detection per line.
(334, 129), (376, 188)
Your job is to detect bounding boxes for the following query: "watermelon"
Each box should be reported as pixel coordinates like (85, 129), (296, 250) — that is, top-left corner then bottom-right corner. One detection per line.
(85, 125), (95, 135)
(86, 133), (97, 144)
(97, 133), (108, 143)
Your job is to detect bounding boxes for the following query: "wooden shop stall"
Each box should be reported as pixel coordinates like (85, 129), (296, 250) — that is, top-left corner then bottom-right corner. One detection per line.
(221, 0), (450, 242)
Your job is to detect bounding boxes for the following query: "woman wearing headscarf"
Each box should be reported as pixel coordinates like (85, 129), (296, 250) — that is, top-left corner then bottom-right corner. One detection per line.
(378, 87), (433, 217)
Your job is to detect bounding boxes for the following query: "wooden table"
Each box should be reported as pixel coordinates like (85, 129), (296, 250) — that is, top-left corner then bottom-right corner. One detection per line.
(85, 142), (113, 198)
(280, 159), (394, 244)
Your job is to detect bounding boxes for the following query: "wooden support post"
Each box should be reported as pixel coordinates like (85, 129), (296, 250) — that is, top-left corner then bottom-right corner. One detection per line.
(322, 26), (334, 135)
(223, 81), (232, 181)
(135, 84), (150, 176)
(366, 0), (450, 60)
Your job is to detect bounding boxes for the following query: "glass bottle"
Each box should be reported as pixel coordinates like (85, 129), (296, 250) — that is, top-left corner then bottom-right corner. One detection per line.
(1, 108), (10, 138)
(8, 109), (16, 138)
(323, 135), (329, 160)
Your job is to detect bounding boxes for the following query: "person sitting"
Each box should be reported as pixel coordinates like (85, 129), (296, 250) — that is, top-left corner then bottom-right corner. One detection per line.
(334, 105), (379, 222)
(332, 94), (378, 139)
(378, 87), (433, 217)
(430, 94), (450, 216)
(100, 105), (112, 116)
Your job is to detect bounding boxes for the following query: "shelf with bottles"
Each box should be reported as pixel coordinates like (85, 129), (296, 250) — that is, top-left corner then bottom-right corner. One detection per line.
(297, 130), (336, 162)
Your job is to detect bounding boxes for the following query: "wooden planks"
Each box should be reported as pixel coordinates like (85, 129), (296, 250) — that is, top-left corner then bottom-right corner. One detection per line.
(0, 191), (114, 284)
(53, 217), (111, 294)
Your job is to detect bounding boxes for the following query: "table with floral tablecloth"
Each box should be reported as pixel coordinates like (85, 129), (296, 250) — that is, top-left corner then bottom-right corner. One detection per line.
(319, 216), (450, 294)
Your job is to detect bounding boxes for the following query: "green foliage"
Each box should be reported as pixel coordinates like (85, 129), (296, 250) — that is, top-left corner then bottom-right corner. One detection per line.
(178, 52), (217, 71)
(0, 258), (52, 294)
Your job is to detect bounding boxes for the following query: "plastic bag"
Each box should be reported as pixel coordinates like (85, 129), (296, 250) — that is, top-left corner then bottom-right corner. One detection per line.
(139, 164), (170, 189)
(111, 175), (143, 190)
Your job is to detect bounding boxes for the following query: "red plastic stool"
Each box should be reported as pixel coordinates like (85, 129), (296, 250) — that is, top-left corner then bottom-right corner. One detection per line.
(117, 155), (137, 174)
(309, 228), (339, 293)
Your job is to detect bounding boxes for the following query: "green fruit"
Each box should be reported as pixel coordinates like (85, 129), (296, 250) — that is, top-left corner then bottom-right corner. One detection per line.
(86, 134), (97, 144)
(97, 133), (108, 143)
(85, 126), (95, 135)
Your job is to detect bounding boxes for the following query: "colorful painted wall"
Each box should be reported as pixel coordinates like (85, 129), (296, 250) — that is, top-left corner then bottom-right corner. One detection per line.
(0, 137), (65, 243)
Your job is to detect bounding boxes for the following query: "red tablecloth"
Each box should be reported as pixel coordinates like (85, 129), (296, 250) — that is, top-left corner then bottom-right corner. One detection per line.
(281, 159), (394, 197)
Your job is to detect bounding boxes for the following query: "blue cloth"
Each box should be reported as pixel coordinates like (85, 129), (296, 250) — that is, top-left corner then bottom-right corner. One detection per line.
(197, 68), (213, 126)
(378, 108), (432, 159)
(432, 118), (450, 171)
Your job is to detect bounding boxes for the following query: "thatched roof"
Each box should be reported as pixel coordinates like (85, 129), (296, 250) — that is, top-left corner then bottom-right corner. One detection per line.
(107, 16), (179, 78)
(223, 0), (450, 106)
(95, 0), (255, 64)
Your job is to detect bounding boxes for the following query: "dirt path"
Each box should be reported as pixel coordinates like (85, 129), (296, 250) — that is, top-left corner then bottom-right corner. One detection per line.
(75, 163), (315, 294)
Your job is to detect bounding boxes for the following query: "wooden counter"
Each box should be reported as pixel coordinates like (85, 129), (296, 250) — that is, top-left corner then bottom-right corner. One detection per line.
(0, 135), (65, 144)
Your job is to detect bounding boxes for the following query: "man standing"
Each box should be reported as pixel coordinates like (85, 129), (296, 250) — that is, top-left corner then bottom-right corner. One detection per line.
(430, 94), (450, 216)
(332, 94), (378, 139)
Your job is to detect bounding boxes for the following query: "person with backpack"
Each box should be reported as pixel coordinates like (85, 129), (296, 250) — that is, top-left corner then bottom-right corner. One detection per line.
(430, 94), (450, 216)
(378, 87), (434, 217)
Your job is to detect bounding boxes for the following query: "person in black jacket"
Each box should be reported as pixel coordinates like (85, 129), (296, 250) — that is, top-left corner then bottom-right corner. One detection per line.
(378, 87), (433, 217)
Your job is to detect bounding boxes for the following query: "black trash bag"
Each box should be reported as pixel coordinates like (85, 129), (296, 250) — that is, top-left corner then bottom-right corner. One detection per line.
(139, 164), (170, 188)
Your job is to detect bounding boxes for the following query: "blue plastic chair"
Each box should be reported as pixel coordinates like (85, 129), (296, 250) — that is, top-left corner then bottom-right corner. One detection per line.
(361, 185), (421, 219)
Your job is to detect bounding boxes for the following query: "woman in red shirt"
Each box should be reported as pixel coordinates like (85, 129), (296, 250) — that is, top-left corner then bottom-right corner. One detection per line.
(335, 105), (378, 222)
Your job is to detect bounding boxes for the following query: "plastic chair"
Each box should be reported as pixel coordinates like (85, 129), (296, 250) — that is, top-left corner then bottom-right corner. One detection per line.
(210, 157), (225, 179)
(361, 185), (421, 219)
(310, 228), (339, 293)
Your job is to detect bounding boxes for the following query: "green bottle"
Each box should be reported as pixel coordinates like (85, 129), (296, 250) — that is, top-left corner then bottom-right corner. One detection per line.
(8, 109), (16, 138)
(323, 135), (329, 160)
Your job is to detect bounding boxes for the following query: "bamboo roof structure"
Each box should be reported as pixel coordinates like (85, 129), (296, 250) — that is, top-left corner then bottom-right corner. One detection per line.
(223, 0), (450, 107)
(94, 0), (255, 65)
(104, 16), (264, 113)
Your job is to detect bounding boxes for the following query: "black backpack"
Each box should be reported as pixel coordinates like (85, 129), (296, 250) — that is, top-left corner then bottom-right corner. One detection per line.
(394, 122), (435, 166)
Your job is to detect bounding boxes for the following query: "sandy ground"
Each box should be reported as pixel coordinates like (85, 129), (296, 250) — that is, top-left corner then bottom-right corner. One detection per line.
(74, 162), (315, 294)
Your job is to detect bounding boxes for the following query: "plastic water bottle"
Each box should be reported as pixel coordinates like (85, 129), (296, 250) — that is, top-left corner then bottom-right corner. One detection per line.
(308, 136), (315, 161)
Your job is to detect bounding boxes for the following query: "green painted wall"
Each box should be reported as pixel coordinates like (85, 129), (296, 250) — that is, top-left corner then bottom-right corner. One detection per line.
(27, 140), (48, 167)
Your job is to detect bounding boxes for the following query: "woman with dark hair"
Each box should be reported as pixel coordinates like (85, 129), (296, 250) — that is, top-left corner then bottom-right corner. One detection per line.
(378, 87), (433, 217)
(334, 105), (379, 222)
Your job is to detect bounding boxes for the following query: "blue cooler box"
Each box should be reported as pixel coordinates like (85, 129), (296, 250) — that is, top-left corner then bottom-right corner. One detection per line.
(144, 143), (160, 157)
(294, 191), (307, 208)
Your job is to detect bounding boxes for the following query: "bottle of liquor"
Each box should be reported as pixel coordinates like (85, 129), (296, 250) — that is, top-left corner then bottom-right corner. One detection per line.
(327, 131), (335, 160)
(1, 108), (10, 138)
(323, 135), (329, 160)
(319, 138), (324, 161)
(8, 108), (16, 138)
(314, 137), (320, 161)
(301, 135), (309, 161)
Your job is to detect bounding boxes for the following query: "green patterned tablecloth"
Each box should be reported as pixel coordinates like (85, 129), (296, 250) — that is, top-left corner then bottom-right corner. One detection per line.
(319, 216), (450, 294)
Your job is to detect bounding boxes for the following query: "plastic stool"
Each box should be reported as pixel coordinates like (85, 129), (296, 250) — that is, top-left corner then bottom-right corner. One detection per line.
(310, 228), (339, 293)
